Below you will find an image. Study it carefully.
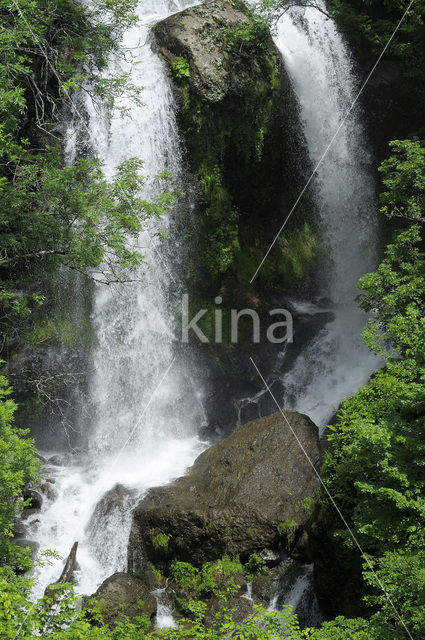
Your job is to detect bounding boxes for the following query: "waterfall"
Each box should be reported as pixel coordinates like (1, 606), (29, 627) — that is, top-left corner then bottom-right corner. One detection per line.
(273, 1), (380, 429)
(270, 564), (322, 630)
(28, 0), (205, 599)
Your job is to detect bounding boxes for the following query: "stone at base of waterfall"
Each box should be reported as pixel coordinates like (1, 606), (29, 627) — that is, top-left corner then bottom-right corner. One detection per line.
(205, 596), (254, 627)
(129, 411), (320, 570)
(252, 557), (299, 604)
(90, 573), (156, 627)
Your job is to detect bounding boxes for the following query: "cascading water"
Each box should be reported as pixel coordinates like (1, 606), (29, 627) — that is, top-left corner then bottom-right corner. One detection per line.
(28, 0), (205, 599)
(273, 1), (380, 429)
(24, 0), (381, 627)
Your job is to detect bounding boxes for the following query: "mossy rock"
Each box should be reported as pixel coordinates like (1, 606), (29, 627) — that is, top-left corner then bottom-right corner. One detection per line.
(88, 573), (156, 627)
(130, 412), (320, 569)
(155, 0), (314, 300)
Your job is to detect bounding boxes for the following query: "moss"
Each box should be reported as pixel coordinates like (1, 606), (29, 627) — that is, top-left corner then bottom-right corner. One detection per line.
(150, 530), (171, 551)
(277, 518), (297, 547)
(148, 562), (163, 586)
(175, 36), (284, 296)
(23, 317), (78, 348)
(296, 496), (315, 514)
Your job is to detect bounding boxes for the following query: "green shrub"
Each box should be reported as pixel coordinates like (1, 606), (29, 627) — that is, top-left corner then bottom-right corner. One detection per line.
(246, 552), (268, 579)
(171, 56), (190, 80)
(150, 530), (171, 551)
(171, 561), (200, 591)
(277, 519), (297, 547)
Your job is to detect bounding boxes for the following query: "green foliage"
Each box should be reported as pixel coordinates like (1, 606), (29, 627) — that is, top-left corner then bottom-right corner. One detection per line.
(296, 496), (315, 514)
(246, 552), (268, 579)
(277, 223), (318, 282)
(171, 561), (201, 591)
(317, 136), (425, 636)
(379, 140), (425, 225)
(222, 18), (269, 50)
(0, 0), (177, 351)
(176, 27), (285, 294)
(171, 555), (244, 598)
(0, 375), (39, 567)
(171, 57), (190, 80)
(277, 519), (297, 546)
(150, 530), (171, 551)
(358, 225), (425, 362)
(0, 0), (139, 133)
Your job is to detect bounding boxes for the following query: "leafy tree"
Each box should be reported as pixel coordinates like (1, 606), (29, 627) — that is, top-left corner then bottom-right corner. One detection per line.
(0, 0), (178, 350)
(0, 375), (39, 567)
(379, 140), (425, 225)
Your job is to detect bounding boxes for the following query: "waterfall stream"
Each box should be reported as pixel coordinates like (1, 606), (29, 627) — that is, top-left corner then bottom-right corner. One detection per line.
(26, 0), (380, 626)
(273, 2), (380, 429)
(28, 0), (205, 599)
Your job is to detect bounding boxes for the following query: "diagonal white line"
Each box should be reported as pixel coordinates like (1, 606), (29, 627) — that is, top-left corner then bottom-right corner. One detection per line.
(250, 356), (414, 639)
(250, 0), (416, 284)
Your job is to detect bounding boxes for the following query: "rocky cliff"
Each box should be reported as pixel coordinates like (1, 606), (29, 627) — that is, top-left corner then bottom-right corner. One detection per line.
(155, 0), (314, 303)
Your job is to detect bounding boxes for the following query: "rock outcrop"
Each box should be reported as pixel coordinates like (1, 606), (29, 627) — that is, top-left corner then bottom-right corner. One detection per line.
(154, 0), (315, 437)
(89, 573), (157, 627)
(129, 412), (320, 572)
(154, 0), (311, 302)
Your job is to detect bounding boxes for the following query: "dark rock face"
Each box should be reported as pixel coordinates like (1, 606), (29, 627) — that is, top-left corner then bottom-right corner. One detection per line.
(90, 573), (157, 626)
(155, 0), (311, 301)
(129, 412), (320, 569)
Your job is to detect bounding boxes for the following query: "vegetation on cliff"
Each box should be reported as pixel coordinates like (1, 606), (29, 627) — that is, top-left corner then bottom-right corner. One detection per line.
(155, 0), (316, 306)
(0, 0), (174, 354)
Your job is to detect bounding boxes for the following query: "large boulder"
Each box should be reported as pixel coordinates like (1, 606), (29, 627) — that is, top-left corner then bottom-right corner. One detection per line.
(155, 0), (269, 104)
(129, 412), (320, 570)
(90, 573), (156, 627)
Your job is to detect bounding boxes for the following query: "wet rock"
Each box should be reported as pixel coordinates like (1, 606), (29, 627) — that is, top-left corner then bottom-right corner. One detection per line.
(252, 557), (294, 605)
(291, 530), (312, 563)
(155, 0), (267, 104)
(38, 480), (57, 502)
(130, 412), (320, 569)
(239, 401), (260, 425)
(19, 507), (41, 522)
(89, 573), (157, 626)
(23, 488), (43, 510)
(13, 539), (40, 562)
(88, 484), (137, 571)
(259, 549), (281, 567)
(45, 541), (78, 596)
(136, 563), (164, 590)
(205, 595), (253, 627)
(48, 454), (67, 466)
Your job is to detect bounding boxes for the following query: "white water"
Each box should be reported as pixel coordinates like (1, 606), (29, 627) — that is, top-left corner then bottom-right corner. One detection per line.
(27, 0), (381, 618)
(29, 0), (205, 599)
(153, 588), (178, 629)
(273, 2), (380, 429)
